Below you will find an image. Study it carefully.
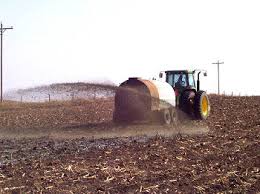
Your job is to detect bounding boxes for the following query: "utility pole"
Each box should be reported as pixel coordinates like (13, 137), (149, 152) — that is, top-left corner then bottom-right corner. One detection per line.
(0, 22), (13, 103)
(212, 60), (224, 95)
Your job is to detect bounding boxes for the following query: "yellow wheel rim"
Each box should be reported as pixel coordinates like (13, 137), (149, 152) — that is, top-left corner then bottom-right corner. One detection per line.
(202, 96), (208, 116)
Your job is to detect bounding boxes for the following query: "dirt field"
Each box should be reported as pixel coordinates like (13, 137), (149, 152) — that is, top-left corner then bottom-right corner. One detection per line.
(0, 95), (259, 193)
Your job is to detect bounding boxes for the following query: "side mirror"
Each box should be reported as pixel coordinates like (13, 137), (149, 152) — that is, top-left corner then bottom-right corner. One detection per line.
(203, 72), (207, 76)
(159, 72), (163, 78)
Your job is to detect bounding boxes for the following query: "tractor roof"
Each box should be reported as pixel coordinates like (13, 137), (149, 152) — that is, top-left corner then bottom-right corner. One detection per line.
(165, 70), (194, 74)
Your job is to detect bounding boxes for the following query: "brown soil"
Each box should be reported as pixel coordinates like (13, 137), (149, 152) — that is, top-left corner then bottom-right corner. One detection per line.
(0, 95), (259, 193)
(0, 97), (208, 139)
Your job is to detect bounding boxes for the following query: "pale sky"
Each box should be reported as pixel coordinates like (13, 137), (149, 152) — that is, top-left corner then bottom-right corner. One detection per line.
(0, 0), (260, 95)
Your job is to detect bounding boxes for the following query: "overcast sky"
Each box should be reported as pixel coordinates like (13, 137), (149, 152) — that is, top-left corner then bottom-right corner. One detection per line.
(1, 0), (260, 95)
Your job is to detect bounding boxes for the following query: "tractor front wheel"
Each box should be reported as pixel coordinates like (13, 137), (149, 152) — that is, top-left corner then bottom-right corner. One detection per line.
(194, 91), (210, 120)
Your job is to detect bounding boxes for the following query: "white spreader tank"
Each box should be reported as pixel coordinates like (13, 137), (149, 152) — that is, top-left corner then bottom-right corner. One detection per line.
(113, 77), (177, 124)
(149, 79), (176, 108)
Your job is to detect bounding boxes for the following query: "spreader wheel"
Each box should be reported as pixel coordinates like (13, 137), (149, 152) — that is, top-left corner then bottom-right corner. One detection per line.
(161, 109), (172, 125)
(170, 108), (178, 125)
(194, 91), (210, 120)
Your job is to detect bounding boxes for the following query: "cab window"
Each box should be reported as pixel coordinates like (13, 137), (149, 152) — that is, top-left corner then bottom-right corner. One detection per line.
(188, 74), (195, 87)
(174, 74), (187, 87)
(167, 74), (174, 86)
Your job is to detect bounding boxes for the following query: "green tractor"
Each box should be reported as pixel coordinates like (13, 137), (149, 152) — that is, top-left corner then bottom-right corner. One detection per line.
(160, 70), (210, 120)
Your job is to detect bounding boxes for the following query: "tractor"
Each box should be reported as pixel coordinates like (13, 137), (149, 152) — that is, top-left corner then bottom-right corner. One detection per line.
(113, 69), (210, 124)
(160, 69), (210, 120)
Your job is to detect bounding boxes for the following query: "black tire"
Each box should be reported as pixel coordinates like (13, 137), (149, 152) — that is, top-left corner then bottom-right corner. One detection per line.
(179, 90), (195, 115)
(194, 90), (210, 120)
(161, 109), (171, 125)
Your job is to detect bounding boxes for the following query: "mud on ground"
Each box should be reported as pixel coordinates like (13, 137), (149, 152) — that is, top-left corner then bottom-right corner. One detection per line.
(0, 95), (259, 193)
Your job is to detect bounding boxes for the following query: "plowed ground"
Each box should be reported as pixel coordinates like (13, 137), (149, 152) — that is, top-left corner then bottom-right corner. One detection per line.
(0, 95), (259, 193)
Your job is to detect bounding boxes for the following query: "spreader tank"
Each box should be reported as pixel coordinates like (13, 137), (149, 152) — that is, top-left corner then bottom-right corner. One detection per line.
(113, 78), (176, 122)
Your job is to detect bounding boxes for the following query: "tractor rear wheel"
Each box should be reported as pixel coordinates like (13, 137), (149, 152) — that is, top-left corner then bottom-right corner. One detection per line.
(194, 90), (210, 120)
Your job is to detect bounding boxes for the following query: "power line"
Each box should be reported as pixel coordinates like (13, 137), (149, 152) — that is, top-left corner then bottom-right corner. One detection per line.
(0, 22), (13, 103)
(212, 60), (224, 95)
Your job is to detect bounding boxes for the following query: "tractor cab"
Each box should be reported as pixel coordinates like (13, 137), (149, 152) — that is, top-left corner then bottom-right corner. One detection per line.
(159, 69), (207, 96)
(164, 70), (196, 97)
(159, 69), (209, 120)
